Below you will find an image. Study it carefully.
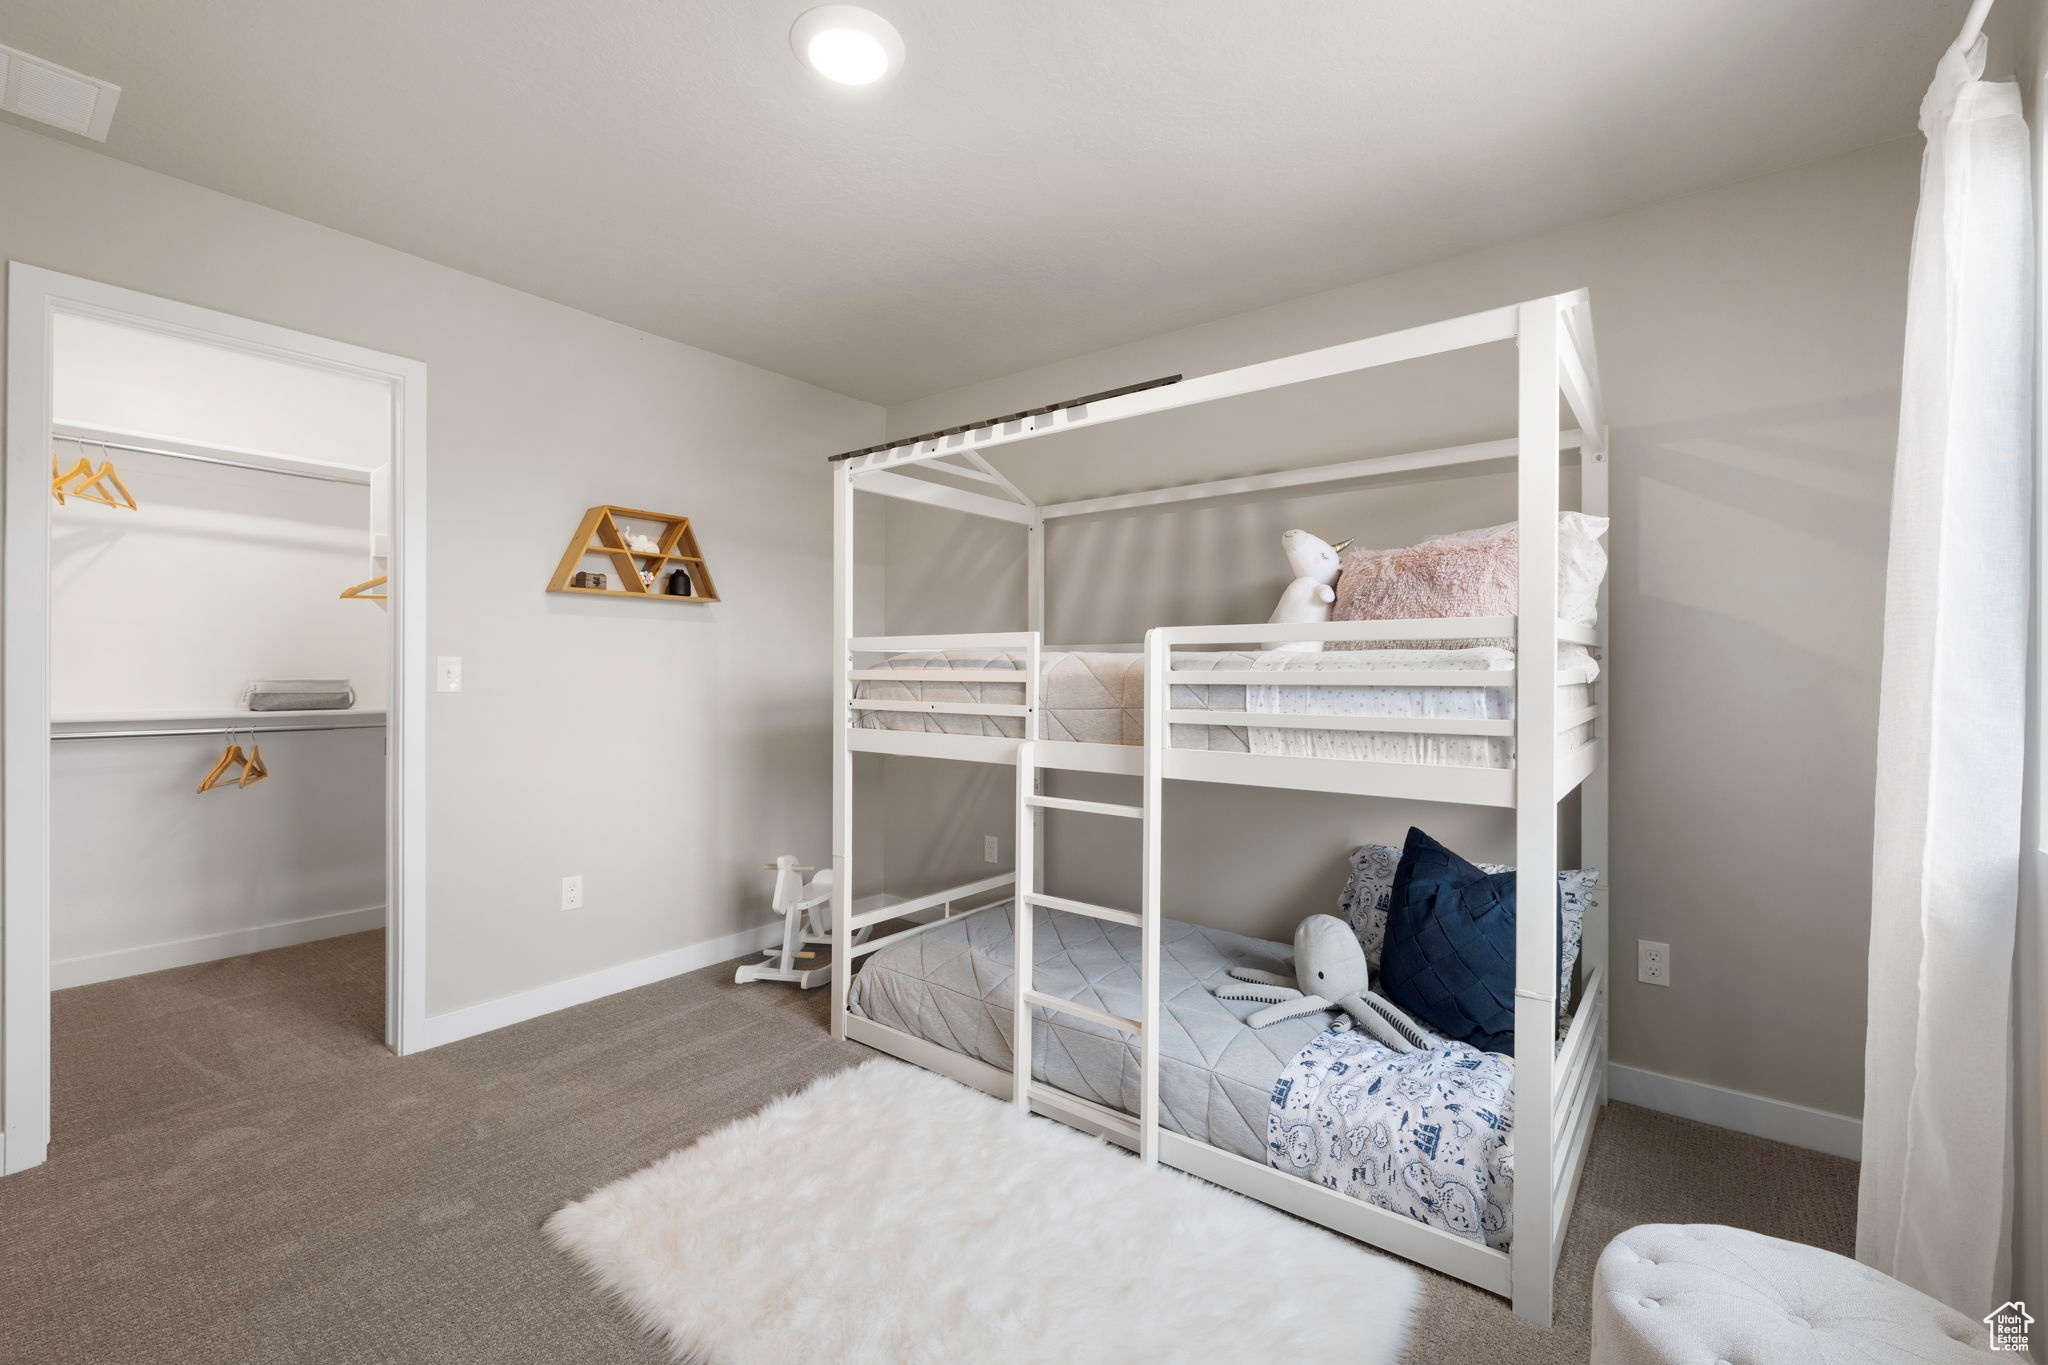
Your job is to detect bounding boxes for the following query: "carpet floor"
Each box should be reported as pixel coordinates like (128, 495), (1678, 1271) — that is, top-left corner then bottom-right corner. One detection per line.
(0, 931), (1858, 1364)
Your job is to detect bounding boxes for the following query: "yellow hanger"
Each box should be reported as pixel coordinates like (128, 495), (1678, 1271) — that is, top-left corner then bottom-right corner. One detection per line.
(197, 734), (249, 793)
(72, 458), (138, 510)
(51, 455), (81, 505)
(339, 575), (389, 601)
(239, 740), (270, 788)
(51, 445), (139, 509)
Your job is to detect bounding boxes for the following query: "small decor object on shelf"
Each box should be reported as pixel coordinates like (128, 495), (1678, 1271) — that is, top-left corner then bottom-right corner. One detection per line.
(548, 505), (720, 603)
(666, 566), (694, 596)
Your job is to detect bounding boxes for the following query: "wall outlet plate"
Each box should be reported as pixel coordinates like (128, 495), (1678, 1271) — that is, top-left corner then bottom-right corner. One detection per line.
(562, 874), (584, 911)
(436, 656), (462, 692)
(1637, 939), (1670, 987)
(984, 835), (1000, 864)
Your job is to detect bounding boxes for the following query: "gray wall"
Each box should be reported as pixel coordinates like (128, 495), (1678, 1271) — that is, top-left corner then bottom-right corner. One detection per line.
(870, 136), (1920, 1120)
(0, 117), (882, 1122)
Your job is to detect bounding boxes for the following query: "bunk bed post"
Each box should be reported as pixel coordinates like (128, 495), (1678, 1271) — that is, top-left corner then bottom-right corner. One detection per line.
(1012, 745), (1038, 1109)
(1026, 509), (1045, 636)
(830, 461), (855, 1042)
(1509, 294), (1563, 1327)
(1139, 628), (1166, 1166)
(1568, 297), (1612, 1109)
(1026, 514), (1047, 905)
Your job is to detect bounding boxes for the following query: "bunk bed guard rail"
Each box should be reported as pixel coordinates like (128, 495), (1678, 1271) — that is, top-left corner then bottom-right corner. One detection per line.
(841, 618), (1602, 785)
(845, 631), (1042, 737)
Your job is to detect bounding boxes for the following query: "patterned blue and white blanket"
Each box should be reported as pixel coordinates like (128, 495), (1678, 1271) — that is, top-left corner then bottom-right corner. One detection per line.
(1268, 1022), (1517, 1249)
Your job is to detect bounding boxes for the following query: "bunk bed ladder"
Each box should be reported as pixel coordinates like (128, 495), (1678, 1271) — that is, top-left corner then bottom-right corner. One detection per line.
(1011, 736), (1163, 1166)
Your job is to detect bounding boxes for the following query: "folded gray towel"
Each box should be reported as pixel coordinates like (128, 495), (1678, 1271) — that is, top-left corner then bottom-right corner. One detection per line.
(241, 679), (356, 711)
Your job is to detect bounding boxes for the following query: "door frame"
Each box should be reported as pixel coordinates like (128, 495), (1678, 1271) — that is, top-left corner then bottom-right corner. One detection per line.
(3, 264), (430, 1174)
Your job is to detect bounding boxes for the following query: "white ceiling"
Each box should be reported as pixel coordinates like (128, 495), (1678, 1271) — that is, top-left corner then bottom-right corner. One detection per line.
(1, 1), (1963, 404)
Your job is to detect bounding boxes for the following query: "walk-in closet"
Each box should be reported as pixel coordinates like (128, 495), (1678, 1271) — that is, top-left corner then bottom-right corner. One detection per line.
(44, 312), (393, 1122)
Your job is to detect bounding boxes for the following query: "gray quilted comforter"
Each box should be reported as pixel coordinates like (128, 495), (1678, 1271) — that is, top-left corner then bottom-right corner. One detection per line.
(848, 901), (1331, 1162)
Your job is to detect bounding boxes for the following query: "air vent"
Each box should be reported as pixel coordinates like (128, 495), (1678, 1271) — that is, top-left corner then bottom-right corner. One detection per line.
(0, 43), (120, 141)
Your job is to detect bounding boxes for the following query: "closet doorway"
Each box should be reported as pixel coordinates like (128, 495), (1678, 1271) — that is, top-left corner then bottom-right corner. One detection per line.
(2, 266), (428, 1175)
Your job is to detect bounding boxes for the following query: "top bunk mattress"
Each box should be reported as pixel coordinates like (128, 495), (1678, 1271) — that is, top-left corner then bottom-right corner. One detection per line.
(853, 645), (1597, 769)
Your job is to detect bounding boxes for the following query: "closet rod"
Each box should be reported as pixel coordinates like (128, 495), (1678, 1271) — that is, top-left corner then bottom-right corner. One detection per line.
(51, 434), (372, 486)
(51, 720), (385, 741)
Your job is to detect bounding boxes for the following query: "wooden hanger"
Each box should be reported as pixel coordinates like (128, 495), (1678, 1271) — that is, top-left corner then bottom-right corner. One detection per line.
(51, 455), (85, 505)
(50, 447), (139, 510)
(239, 741), (270, 788)
(197, 736), (249, 793)
(339, 575), (389, 602)
(72, 458), (138, 510)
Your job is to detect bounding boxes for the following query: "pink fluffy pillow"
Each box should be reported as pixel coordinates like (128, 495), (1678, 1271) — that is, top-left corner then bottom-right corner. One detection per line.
(1329, 515), (1607, 649)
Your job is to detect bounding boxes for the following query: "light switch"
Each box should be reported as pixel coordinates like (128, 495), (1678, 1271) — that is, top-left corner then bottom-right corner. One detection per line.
(437, 656), (462, 692)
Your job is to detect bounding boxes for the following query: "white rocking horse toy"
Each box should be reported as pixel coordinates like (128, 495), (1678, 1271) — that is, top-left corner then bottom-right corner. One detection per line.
(735, 855), (865, 989)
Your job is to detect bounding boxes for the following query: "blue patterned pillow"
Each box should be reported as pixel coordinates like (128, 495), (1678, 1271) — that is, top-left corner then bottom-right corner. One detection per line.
(1340, 842), (1592, 1012)
(1378, 827), (1566, 1057)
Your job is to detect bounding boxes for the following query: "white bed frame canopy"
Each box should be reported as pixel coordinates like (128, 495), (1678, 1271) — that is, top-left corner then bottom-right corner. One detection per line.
(828, 290), (1609, 1327)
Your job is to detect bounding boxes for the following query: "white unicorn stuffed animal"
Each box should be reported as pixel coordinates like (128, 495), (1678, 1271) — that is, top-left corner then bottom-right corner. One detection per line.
(1265, 530), (1350, 652)
(1283, 528), (1348, 585)
(1266, 578), (1335, 652)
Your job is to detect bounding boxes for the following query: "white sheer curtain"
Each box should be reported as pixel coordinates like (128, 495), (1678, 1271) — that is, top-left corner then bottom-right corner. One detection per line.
(1859, 35), (2033, 1315)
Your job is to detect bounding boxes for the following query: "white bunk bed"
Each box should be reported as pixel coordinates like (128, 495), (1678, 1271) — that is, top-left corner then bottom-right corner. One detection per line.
(828, 290), (1610, 1327)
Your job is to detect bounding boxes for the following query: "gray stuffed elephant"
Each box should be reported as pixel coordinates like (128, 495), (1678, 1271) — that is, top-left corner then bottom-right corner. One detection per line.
(1217, 914), (1443, 1054)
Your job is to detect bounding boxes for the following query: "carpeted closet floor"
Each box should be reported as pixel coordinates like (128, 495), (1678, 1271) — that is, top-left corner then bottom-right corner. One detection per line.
(0, 931), (1859, 1364)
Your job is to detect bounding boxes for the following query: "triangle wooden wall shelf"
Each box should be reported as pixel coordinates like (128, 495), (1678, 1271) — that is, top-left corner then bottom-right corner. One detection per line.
(547, 505), (720, 602)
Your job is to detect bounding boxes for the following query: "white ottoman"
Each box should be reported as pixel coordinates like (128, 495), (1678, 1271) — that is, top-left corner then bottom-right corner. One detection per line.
(1592, 1224), (1993, 1364)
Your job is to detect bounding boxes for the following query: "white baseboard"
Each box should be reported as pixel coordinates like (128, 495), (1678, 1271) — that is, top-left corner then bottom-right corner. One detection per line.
(1607, 1063), (1861, 1160)
(51, 905), (386, 990)
(415, 921), (782, 1051)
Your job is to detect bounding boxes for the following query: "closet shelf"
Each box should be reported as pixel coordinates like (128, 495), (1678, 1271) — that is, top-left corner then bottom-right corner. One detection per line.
(552, 585), (718, 601)
(548, 506), (720, 602)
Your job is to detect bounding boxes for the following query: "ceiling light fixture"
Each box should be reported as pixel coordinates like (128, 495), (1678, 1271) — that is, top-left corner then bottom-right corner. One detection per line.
(790, 6), (903, 86)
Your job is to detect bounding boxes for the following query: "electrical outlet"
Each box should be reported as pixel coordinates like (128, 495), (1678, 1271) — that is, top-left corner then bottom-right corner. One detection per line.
(561, 874), (584, 911)
(983, 835), (1000, 864)
(1637, 939), (1670, 987)
(437, 656), (462, 692)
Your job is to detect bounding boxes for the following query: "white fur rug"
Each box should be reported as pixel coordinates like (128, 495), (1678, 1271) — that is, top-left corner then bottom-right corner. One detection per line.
(549, 1059), (1419, 1365)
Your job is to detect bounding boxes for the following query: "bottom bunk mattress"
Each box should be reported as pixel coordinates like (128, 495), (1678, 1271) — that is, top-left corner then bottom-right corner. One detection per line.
(849, 901), (1522, 1249)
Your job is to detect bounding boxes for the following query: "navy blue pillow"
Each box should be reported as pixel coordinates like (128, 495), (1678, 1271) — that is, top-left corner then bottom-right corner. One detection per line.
(1378, 827), (1561, 1057)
